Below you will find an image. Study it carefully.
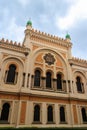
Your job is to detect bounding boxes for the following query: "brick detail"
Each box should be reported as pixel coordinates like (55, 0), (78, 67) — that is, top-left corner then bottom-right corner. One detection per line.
(20, 101), (27, 124)
(73, 105), (78, 124)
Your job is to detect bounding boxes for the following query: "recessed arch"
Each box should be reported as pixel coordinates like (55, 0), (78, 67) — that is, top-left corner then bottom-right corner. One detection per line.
(47, 105), (53, 122)
(2, 57), (24, 85)
(73, 71), (86, 93)
(81, 107), (87, 122)
(46, 71), (52, 88)
(33, 48), (66, 62)
(2, 56), (24, 69)
(73, 70), (86, 82)
(60, 106), (65, 122)
(32, 48), (68, 69)
(34, 69), (41, 87)
(34, 67), (43, 75)
(0, 103), (10, 121)
(6, 64), (16, 83)
(31, 48), (68, 80)
(34, 104), (40, 122)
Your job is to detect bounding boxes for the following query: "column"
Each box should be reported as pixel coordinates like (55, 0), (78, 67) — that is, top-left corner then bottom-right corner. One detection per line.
(10, 101), (15, 124)
(81, 83), (84, 93)
(24, 73), (28, 88)
(58, 104), (60, 124)
(15, 101), (21, 127)
(66, 80), (69, 93)
(4, 70), (8, 83)
(27, 73), (30, 88)
(14, 72), (18, 84)
(55, 104), (58, 125)
(42, 103), (46, 125)
(68, 80), (71, 92)
(71, 81), (74, 93)
(53, 79), (57, 91)
(77, 105), (82, 125)
(0, 100), (2, 118)
(31, 75), (34, 88)
(22, 72), (26, 87)
(73, 81), (77, 94)
(41, 77), (46, 89)
(62, 80), (67, 92)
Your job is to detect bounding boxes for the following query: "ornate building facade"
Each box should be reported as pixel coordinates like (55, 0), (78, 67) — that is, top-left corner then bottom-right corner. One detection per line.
(0, 21), (87, 128)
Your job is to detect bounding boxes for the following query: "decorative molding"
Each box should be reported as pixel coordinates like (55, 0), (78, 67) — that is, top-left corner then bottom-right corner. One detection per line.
(0, 38), (30, 56)
(69, 57), (87, 68)
(43, 53), (55, 65)
(25, 28), (72, 48)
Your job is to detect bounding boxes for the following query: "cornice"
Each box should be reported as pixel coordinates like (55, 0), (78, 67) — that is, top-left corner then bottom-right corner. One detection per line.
(69, 57), (87, 68)
(0, 38), (30, 56)
(25, 28), (72, 48)
(0, 90), (87, 102)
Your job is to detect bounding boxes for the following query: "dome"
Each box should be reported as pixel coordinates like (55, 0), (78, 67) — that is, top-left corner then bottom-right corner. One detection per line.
(26, 20), (32, 27)
(65, 33), (71, 40)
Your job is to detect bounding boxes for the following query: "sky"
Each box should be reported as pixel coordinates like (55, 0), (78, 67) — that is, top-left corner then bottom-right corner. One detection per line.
(0, 0), (87, 59)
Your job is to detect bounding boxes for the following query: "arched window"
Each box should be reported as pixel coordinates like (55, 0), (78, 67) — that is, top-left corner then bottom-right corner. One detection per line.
(34, 70), (41, 87)
(34, 105), (40, 122)
(57, 74), (62, 90)
(60, 106), (65, 122)
(46, 72), (52, 88)
(81, 108), (87, 122)
(47, 105), (53, 122)
(76, 76), (82, 92)
(0, 103), (10, 121)
(6, 64), (16, 84)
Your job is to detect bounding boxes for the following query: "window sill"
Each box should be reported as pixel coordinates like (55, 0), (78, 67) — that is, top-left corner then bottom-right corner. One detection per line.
(31, 87), (42, 90)
(32, 121), (42, 124)
(5, 82), (16, 85)
(77, 91), (84, 94)
(56, 89), (67, 93)
(47, 121), (55, 124)
(83, 121), (87, 124)
(59, 121), (67, 124)
(0, 120), (10, 124)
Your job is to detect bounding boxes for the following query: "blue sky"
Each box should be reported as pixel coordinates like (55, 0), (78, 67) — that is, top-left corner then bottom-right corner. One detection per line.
(0, 0), (87, 59)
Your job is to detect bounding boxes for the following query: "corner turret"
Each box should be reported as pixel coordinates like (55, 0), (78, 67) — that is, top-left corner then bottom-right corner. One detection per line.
(23, 20), (33, 49)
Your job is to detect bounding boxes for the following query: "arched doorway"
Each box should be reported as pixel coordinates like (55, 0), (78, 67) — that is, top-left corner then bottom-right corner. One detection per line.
(0, 103), (10, 122)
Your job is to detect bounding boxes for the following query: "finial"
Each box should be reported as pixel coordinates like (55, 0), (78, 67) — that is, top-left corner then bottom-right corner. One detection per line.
(65, 31), (71, 40)
(26, 18), (32, 27)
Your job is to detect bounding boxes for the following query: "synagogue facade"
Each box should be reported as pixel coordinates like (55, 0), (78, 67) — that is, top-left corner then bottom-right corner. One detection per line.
(0, 21), (87, 128)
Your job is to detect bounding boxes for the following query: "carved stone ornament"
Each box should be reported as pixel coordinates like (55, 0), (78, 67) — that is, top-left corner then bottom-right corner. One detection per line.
(43, 53), (55, 65)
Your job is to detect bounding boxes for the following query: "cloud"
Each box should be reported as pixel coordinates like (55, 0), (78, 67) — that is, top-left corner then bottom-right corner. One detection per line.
(18, 0), (30, 7)
(7, 17), (25, 42)
(0, 17), (25, 43)
(56, 0), (87, 30)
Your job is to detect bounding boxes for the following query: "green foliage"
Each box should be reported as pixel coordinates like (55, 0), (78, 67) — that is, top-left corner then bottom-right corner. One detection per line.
(0, 127), (87, 130)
